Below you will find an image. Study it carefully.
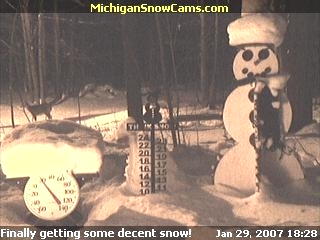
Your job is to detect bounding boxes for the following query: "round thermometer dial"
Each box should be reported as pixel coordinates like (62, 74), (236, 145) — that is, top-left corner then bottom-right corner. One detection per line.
(23, 172), (80, 221)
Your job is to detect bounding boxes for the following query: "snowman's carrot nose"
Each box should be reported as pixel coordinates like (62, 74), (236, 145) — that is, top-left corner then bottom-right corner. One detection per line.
(254, 59), (261, 65)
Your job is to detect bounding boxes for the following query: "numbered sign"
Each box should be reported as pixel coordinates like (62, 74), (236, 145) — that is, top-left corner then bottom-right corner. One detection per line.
(126, 92), (177, 195)
(137, 132), (167, 195)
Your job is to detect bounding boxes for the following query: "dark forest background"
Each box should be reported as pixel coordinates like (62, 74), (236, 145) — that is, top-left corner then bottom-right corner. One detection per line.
(0, 11), (319, 131)
(0, 14), (237, 95)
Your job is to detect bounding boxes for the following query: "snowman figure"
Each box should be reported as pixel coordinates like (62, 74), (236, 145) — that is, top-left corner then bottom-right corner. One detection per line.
(214, 14), (304, 195)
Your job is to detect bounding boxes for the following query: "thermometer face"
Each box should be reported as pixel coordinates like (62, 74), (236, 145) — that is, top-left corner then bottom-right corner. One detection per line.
(23, 172), (80, 221)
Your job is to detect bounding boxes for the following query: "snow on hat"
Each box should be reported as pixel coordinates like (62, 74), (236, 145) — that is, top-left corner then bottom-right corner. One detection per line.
(227, 13), (287, 47)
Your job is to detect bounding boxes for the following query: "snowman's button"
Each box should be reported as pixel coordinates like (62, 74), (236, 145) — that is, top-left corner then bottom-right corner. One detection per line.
(248, 89), (255, 102)
(249, 111), (254, 124)
(249, 133), (256, 148)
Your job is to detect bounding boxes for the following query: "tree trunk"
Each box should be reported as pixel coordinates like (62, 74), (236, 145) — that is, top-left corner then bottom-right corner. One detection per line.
(14, 50), (24, 91)
(200, 13), (209, 106)
(21, 12), (39, 103)
(122, 16), (143, 127)
(165, 15), (178, 86)
(38, 13), (45, 103)
(20, 13), (33, 97)
(27, 16), (39, 103)
(69, 15), (75, 94)
(209, 14), (219, 109)
(155, 14), (178, 148)
(165, 15), (181, 144)
(53, 3), (61, 95)
(9, 14), (18, 128)
(241, 0), (272, 15)
(286, 14), (317, 131)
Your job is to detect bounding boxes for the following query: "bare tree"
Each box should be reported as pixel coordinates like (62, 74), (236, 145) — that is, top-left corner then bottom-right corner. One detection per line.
(165, 15), (181, 144)
(285, 13), (318, 131)
(200, 13), (209, 106)
(122, 16), (143, 127)
(155, 14), (178, 148)
(9, 14), (18, 128)
(241, 0), (271, 14)
(21, 11), (39, 103)
(53, 11), (61, 95)
(38, 13), (45, 103)
(20, 12), (33, 98)
(69, 15), (75, 93)
(209, 14), (219, 109)
(165, 15), (178, 87)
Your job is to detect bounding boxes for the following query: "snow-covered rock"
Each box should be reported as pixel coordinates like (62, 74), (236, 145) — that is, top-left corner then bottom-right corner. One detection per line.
(227, 13), (287, 47)
(296, 122), (320, 135)
(114, 117), (136, 143)
(0, 120), (104, 178)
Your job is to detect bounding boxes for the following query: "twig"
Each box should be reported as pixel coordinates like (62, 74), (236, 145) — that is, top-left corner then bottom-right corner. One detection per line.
(294, 136), (320, 166)
(77, 95), (81, 124)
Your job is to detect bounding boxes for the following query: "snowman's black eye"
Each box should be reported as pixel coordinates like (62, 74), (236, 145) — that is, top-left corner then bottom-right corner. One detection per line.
(242, 50), (253, 61)
(258, 49), (270, 60)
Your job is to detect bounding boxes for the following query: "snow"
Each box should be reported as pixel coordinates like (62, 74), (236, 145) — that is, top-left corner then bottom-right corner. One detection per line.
(286, 123), (320, 168)
(0, 89), (319, 227)
(0, 120), (104, 178)
(234, 187), (320, 226)
(227, 14), (287, 47)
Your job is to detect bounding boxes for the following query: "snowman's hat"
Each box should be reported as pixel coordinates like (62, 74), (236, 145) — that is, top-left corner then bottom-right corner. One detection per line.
(227, 13), (287, 48)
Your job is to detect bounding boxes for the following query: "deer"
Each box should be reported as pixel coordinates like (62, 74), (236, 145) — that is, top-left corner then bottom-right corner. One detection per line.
(17, 90), (68, 122)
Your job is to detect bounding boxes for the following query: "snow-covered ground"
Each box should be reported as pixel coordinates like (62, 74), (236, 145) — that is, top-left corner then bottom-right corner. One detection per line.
(0, 88), (319, 227)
